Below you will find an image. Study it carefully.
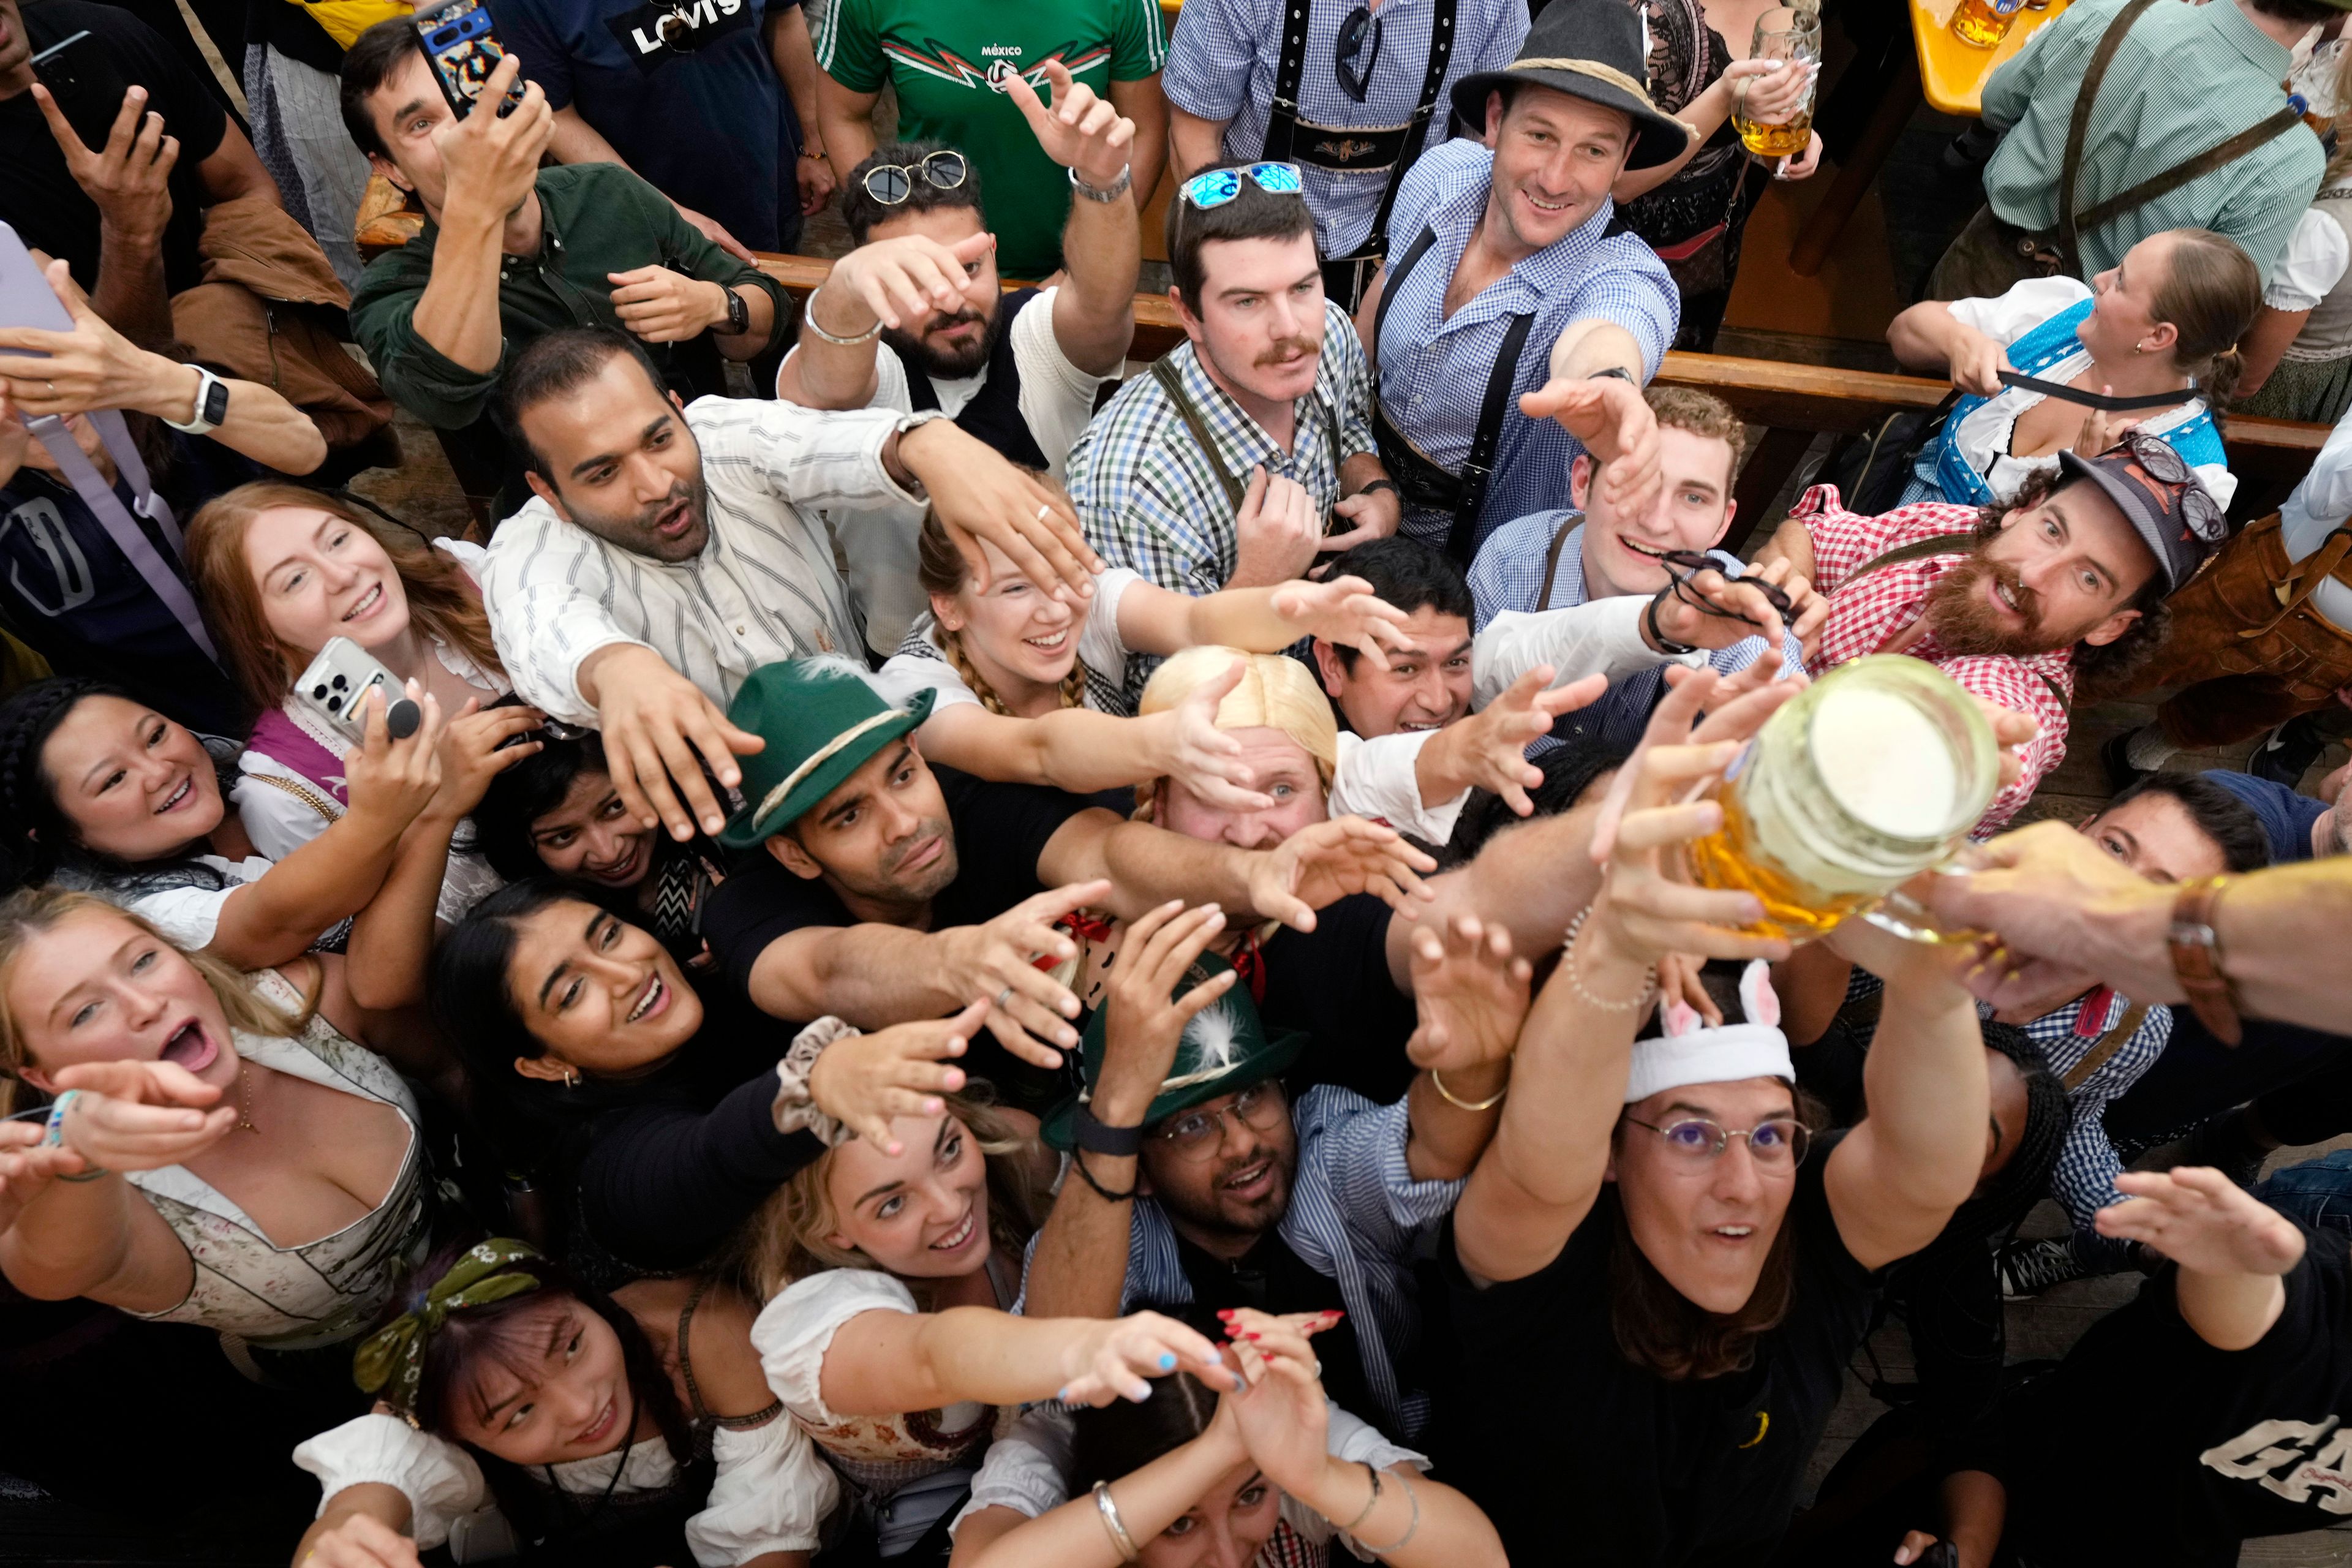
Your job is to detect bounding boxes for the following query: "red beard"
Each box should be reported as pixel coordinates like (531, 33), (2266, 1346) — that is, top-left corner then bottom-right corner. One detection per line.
(1920, 549), (2055, 657)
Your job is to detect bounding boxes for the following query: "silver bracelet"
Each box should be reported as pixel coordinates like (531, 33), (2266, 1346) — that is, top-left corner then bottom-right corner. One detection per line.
(1355, 1468), (1420, 1556)
(1070, 163), (1133, 203)
(1336, 1460), (1382, 1531)
(1093, 1480), (1142, 1562)
(801, 282), (883, 347)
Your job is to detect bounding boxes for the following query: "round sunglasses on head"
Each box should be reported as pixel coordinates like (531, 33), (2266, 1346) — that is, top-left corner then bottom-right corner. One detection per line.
(862, 150), (970, 206)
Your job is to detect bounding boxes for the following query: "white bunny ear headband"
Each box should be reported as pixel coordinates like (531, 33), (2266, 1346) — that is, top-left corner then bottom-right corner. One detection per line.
(1623, 960), (1795, 1104)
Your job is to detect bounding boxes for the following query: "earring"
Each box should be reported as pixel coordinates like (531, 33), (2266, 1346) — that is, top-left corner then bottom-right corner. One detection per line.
(561, 1065), (581, 1088)
(2134, 339), (2149, 355)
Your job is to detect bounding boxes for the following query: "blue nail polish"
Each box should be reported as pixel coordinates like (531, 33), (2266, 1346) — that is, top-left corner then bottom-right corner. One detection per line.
(1158, 1352), (1175, 1370)
(1055, 1387), (1068, 1401)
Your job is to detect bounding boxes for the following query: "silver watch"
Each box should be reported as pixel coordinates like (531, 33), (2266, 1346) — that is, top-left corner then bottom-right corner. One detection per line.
(1069, 164), (1133, 203)
(164, 365), (228, 434)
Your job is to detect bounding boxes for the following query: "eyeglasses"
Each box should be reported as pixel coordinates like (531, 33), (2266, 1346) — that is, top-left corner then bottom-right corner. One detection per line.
(1623, 1114), (1812, 1167)
(1178, 162), (1305, 211)
(1651, 549), (1797, 633)
(1336, 6), (1384, 102)
(1153, 1080), (1287, 1162)
(2109, 430), (2228, 545)
(862, 150), (968, 206)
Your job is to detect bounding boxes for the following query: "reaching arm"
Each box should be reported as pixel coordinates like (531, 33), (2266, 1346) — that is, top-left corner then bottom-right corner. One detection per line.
(30, 84), (176, 344)
(1066, 812), (1435, 930)
(1400, 914), (1529, 1183)
(1745, 513), (1817, 584)
(410, 58), (552, 377)
(1612, 59), (1785, 203)
(1818, 922), (1989, 1272)
(1886, 299), (2013, 397)
(292, 1487), (420, 1568)
(192, 122), (279, 208)
(2236, 304), (2309, 401)
(1107, 76), (1168, 227)
(1167, 105), (1228, 186)
(768, 7), (835, 215)
(812, 1306), (1228, 1416)
(962, 1421), (1250, 1568)
(998, 61), (1139, 374)
(818, 77), (883, 191)
(2094, 1166), (2306, 1351)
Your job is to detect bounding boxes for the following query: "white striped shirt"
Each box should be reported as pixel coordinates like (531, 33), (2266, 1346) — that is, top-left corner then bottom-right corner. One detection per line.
(481, 397), (930, 725)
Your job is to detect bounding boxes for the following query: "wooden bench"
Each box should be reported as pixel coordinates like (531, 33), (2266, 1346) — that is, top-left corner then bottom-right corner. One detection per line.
(754, 252), (2329, 552)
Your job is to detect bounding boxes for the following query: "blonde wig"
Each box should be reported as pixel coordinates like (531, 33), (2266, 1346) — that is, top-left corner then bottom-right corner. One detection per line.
(0, 886), (303, 1115)
(1137, 644), (1340, 791)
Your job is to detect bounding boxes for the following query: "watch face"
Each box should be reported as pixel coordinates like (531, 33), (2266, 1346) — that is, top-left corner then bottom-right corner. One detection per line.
(200, 375), (230, 426)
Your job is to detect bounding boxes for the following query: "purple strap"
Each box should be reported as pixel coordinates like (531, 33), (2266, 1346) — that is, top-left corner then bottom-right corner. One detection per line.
(24, 410), (219, 664)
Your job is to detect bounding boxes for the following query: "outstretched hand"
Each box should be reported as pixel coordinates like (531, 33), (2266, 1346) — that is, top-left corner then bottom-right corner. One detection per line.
(805, 999), (992, 1152)
(1405, 913), (1532, 1076)
(1093, 900), (1237, 1124)
(1425, 666), (1607, 816)
(1271, 573), (1414, 671)
(1001, 59), (1134, 190)
(1248, 816), (1437, 929)
(2097, 1166), (2306, 1279)
(1522, 373), (1660, 524)
(48, 1058), (236, 1174)
(938, 880), (1113, 1068)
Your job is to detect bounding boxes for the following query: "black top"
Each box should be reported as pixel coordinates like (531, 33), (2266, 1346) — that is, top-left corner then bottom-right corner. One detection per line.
(1, 1), (228, 298)
(1992, 1225), (2352, 1567)
(1172, 1226), (1374, 1423)
(1260, 892), (1418, 1105)
(1423, 1133), (1875, 1567)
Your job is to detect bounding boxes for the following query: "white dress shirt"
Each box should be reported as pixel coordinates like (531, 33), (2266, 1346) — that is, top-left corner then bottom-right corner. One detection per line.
(481, 396), (933, 724)
(2280, 400), (2352, 633)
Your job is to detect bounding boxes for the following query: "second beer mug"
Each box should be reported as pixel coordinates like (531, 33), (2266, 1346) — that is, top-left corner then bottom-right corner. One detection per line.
(1950, 0), (2027, 49)
(1732, 6), (1819, 159)
(1686, 656), (1999, 943)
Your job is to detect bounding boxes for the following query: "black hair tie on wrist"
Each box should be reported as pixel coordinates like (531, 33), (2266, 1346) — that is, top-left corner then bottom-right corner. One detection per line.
(1071, 1148), (1137, 1203)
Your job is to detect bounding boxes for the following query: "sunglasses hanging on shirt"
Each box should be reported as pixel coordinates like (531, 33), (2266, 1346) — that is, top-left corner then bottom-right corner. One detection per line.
(1336, 4), (1384, 102)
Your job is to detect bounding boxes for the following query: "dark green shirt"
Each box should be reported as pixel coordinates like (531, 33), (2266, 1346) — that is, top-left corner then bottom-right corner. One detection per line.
(350, 162), (783, 431)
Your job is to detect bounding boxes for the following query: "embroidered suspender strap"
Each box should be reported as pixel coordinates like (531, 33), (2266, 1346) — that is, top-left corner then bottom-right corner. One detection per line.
(2061, 1003), (2149, 1093)
(1444, 307), (1536, 565)
(1262, 0), (1313, 162)
(2055, 0), (2157, 277)
(1151, 355), (1250, 513)
(1535, 508), (1585, 609)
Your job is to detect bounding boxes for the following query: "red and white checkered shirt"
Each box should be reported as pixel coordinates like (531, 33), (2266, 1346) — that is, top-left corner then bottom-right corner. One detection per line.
(1794, 485), (2073, 834)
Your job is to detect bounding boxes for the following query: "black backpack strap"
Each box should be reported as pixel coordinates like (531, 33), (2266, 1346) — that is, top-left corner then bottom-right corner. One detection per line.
(1442, 308), (1536, 565)
(1261, 0), (1312, 162)
(1150, 355), (1249, 514)
(1364, 0), (1457, 258)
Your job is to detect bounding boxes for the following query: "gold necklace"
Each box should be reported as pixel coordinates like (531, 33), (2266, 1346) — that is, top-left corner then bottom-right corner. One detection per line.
(236, 1063), (260, 1134)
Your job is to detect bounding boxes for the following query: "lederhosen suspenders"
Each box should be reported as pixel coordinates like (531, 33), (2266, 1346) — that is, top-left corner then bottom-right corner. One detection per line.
(1369, 225), (1536, 566)
(1262, 0), (1456, 311)
(1851, 532), (2071, 713)
(1149, 353), (1343, 518)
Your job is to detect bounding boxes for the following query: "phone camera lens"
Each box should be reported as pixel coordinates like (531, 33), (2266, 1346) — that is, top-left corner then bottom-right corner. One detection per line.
(311, 683), (329, 699)
(331, 674), (349, 690)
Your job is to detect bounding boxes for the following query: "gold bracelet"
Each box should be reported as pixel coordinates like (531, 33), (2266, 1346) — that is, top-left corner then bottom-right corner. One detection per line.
(1428, 1068), (1507, 1111)
(1562, 906), (1656, 1014)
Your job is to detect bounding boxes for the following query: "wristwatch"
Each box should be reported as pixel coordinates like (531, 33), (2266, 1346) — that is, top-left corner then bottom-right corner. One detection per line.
(1358, 479), (1400, 498)
(1070, 164), (1133, 204)
(1586, 366), (1636, 385)
(2168, 876), (2244, 1046)
(165, 365), (229, 434)
(712, 285), (752, 337)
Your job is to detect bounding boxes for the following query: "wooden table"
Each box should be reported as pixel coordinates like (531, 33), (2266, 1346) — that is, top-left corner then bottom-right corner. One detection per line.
(1910, 0), (2070, 117)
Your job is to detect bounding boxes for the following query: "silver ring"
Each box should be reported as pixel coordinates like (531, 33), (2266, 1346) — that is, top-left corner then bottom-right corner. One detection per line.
(44, 380), (55, 398)
(995, 986), (1014, 1009)
(1311, 1357), (1323, 1377)
(1036, 503), (1052, 522)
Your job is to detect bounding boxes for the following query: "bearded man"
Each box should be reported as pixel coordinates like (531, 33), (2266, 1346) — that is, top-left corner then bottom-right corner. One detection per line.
(1753, 437), (2225, 830)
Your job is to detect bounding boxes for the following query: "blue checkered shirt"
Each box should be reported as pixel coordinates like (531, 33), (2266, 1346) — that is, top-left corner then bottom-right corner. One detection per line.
(1468, 508), (1803, 753)
(1069, 298), (1376, 712)
(1374, 139), (1679, 552)
(2010, 989), (2173, 1271)
(1159, 0), (1526, 259)
(1016, 1085), (1460, 1440)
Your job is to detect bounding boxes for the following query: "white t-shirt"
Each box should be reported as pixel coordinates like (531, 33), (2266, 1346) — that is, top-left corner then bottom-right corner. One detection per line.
(1947, 276), (2237, 509)
(778, 287), (1112, 480)
(875, 567), (1142, 713)
(948, 1399), (1428, 1558)
(2267, 205), (2352, 312)
(292, 1408), (839, 1567)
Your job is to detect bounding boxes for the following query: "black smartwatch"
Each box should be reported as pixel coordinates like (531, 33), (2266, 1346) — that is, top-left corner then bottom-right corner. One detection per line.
(1073, 1101), (1145, 1158)
(714, 286), (752, 336)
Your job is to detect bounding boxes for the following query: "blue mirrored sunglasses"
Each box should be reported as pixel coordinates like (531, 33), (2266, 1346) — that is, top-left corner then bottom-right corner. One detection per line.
(1178, 162), (1305, 211)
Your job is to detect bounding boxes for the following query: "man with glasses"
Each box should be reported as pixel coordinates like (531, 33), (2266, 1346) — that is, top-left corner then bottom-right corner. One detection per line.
(1068, 158), (1406, 712)
(812, 0), (1167, 280)
(1158, 0), (1527, 310)
(778, 62), (1140, 481)
(483, 0), (830, 257)
(1020, 899), (1523, 1442)
(338, 26), (784, 500)
(1466, 385), (1814, 754)
(1750, 437), (2225, 831)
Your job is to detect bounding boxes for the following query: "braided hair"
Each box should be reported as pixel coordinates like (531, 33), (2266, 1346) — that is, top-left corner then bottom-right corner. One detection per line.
(915, 506), (1088, 716)
(0, 676), (118, 890)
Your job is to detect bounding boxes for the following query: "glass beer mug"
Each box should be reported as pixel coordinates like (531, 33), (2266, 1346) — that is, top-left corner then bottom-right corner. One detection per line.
(1731, 6), (1820, 159)
(1686, 656), (1999, 943)
(1949, 0), (2027, 50)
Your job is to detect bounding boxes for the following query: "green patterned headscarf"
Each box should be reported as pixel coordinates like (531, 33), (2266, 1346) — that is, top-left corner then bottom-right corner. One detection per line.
(353, 1238), (545, 1413)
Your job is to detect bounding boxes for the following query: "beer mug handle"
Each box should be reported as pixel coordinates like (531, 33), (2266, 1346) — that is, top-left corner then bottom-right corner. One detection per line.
(1860, 862), (1986, 946)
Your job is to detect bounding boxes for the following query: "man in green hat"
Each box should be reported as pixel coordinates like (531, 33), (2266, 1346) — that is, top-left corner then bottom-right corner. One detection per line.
(1017, 897), (1527, 1442)
(698, 657), (1440, 1072)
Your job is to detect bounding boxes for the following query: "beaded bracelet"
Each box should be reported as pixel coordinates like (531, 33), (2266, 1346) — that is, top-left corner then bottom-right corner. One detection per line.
(40, 1090), (108, 1182)
(1561, 907), (1656, 1014)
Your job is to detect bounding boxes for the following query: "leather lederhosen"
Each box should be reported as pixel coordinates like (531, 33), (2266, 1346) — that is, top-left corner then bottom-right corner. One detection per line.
(892, 287), (1053, 471)
(1369, 224), (1535, 564)
(1261, 0), (1456, 311)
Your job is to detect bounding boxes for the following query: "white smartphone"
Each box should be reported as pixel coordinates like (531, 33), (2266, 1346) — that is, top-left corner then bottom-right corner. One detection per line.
(293, 637), (421, 742)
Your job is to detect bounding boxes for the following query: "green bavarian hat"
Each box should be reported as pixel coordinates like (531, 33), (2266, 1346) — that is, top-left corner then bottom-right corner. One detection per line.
(1041, 951), (1308, 1151)
(719, 659), (937, 849)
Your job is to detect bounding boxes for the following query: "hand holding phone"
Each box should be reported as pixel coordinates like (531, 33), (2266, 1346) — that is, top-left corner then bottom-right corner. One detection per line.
(294, 638), (423, 743)
(411, 0), (528, 119)
(423, 51), (551, 227)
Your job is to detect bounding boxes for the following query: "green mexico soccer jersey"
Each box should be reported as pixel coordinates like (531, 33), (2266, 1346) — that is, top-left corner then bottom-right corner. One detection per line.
(816, 0), (1165, 277)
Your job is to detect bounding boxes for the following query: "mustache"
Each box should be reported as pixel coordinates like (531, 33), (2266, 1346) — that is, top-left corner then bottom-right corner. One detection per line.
(928, 308), (989, 334)
(1255, 336), (1320, 369)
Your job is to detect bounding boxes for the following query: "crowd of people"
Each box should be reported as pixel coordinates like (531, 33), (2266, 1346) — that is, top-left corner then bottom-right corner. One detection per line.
(7, 0), (2352, 1562)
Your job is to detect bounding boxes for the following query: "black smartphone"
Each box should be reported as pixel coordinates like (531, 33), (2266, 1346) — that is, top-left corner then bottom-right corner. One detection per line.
(410, 0), (526, 119)
(29, 30), (132, 153)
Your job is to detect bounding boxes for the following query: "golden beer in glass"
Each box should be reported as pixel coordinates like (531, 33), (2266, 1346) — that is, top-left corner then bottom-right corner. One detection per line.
(1732, 7), (1820, 159)
(1949, 0), (2026, 49)
(1686, 657), (1999, 943)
